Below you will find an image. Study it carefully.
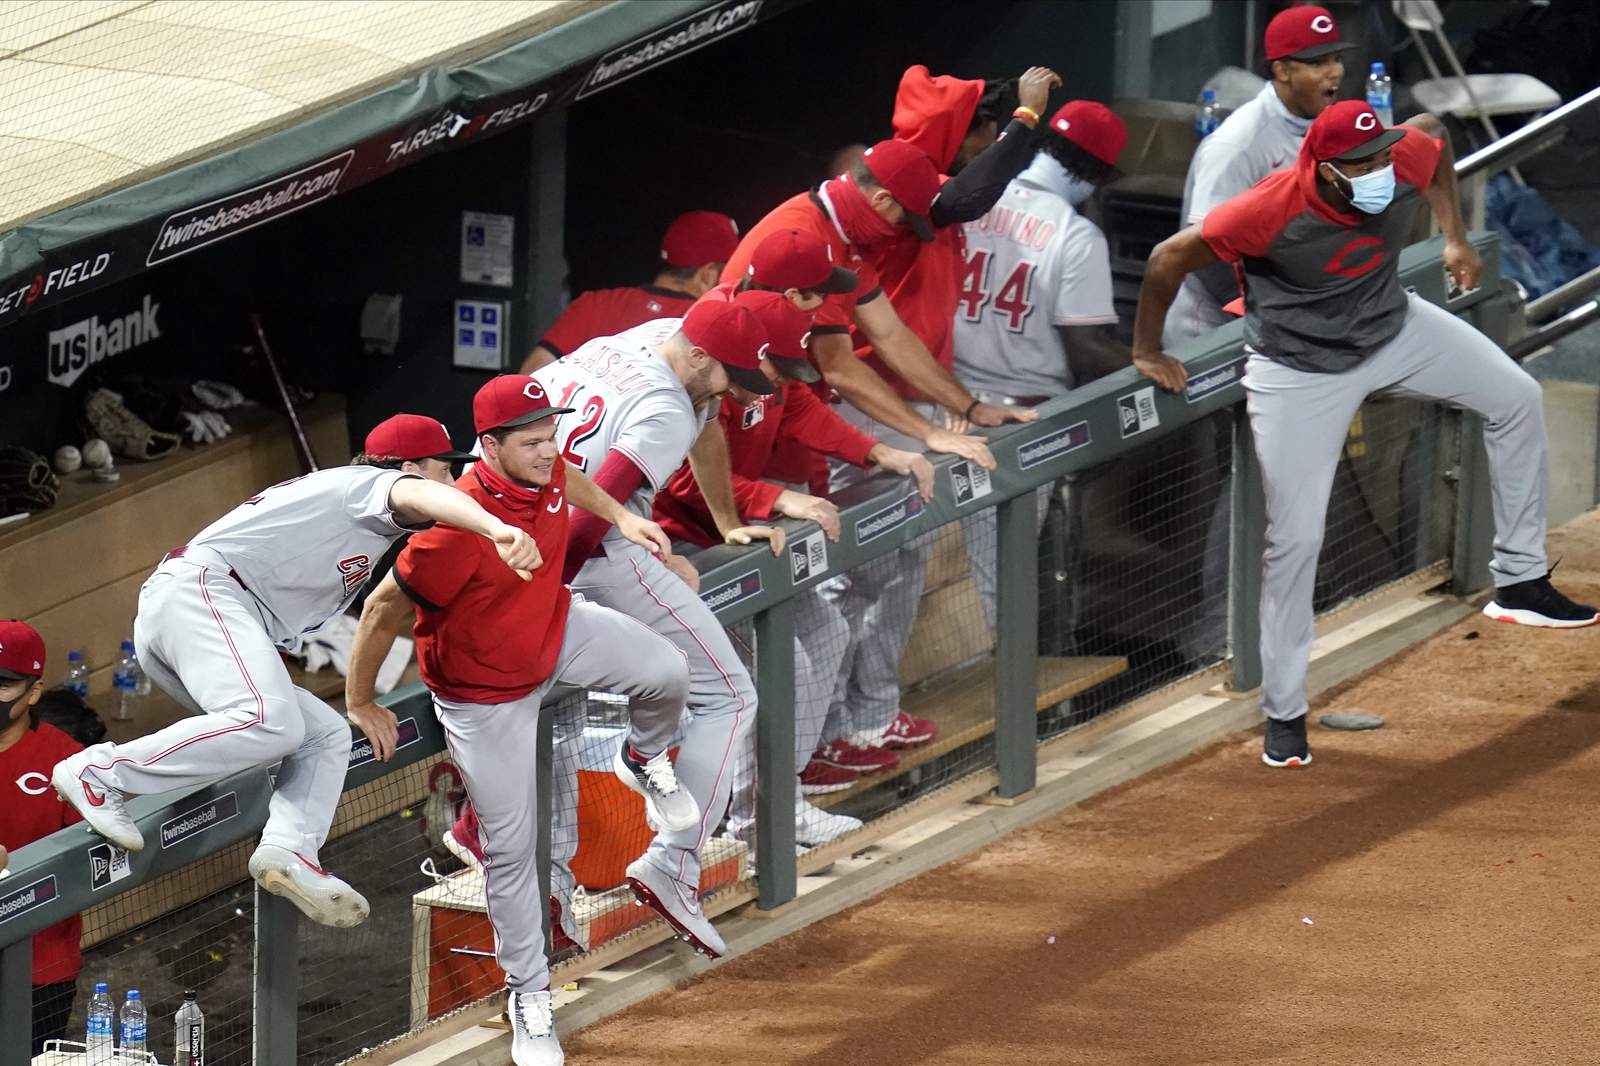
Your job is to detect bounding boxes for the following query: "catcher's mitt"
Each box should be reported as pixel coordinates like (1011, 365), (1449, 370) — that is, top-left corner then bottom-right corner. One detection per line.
(0, 446), (60, 517)
(85, 387), (181, 461)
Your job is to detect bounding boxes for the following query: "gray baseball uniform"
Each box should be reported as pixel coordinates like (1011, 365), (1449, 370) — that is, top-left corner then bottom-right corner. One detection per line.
(72, 466), (422, 863)
(1205, 127), (1547, 721)
(534, 319), (755, 892)
(1165, 81), (1312, 347)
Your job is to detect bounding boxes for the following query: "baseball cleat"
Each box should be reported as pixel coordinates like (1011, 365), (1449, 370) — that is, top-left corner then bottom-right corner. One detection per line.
(1483, 574), (1599, 629)
(795, 801), (863, 847)
(878, 709), (938, 749)
(53, 750), (144, 851)
(625, 857), (726, 958)
(442, 828), (484, 872)
(613, 745), (700, 833)
(507, 988), (564, 1065)
(249, 844), (370, 928)
(799, 758), (858, 794)
(1262, 715), (1313, 768)
(815, 738), (899, 774)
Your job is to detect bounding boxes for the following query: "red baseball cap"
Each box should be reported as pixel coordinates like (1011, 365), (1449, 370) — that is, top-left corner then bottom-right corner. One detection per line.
(861, 139), (940, 241)
(661, 211), (741, 268)
(734, 290), (821, 384)
(680, 298), (777, 396)
(1264, 5), (1348, 62)
(365, 414), (477, 462)
(473, 376), (576, 435)
(748, 228), (858, 295)
(1307, 100), (1405, 161)
(0, 620), (45, 681)
(1046, 101), (1129, 166)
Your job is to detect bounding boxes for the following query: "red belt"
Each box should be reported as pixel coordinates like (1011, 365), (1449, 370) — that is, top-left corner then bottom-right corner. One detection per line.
(163, 545), (249, 592)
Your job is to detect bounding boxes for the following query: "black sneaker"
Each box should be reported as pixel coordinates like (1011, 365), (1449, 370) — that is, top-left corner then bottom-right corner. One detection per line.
(1484, 573), (1599, 629)
(1262, 715), (1312, 768)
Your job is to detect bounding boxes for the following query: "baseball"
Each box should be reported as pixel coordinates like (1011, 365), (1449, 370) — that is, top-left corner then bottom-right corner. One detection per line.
(82, 438), (112, 470)
(53, 445), (82, 474)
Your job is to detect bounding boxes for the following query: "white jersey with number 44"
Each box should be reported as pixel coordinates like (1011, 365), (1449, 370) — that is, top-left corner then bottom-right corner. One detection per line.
(953, 153), (1117, 398)
(532, 318), (712, 537)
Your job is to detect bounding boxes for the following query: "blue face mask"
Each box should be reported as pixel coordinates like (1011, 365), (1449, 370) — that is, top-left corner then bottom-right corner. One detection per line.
(1063, 174), (1097, 208)
(1328, 162), (1395, 214)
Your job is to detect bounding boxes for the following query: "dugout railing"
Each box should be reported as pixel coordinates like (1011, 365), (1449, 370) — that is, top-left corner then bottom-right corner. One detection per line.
(0, 233), (1510, 1065)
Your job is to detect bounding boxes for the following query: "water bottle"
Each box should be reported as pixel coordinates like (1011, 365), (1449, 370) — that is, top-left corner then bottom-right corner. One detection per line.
(1195, 88), (1220, 140)
(111, 641), (140, 722)
(65, 650), (90, 700)
(1366, 62), (1394, 126)
(129, 639), (151, 696)
(86, 981), (115, 1063)
(174, 989), (205, 1066)
(120, 989), (148, 1055)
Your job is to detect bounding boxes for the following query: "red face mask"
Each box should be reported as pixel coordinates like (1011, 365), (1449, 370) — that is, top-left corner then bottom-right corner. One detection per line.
(821, 173), (901, 252)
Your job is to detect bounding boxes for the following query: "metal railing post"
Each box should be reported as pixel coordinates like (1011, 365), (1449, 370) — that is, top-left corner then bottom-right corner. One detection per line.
(1229, 402), (1265, 691)
(253, 888), (300, 1064)
(752, 599), (797, 909)
(994, 492), (1040, 798)
(1451, 413), (1495, 593)
(1, 938), (32, 1066)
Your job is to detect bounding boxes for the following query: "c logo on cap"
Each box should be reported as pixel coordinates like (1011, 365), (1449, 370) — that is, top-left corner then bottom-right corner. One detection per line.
(522, 381), (546, 401)
(1311, 14), (1333, 33)
(1355, 112), (1377, 131)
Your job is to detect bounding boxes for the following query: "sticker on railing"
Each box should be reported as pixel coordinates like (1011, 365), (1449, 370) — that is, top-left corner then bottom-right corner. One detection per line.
(1017, 421), (1090, 471)
(1118, 386), (1160, 438)
(855, 492), (925, 545)
(1184, 356), (1247, 404)
(159, 792), (240, 850)
(88, 842), (132, 891)
(701, 570), (763, 611)
(950, 460), (993, 505)
(789, 529), (828, 585)
(348, 716), (421, 769)
(0, 875), (58, 925)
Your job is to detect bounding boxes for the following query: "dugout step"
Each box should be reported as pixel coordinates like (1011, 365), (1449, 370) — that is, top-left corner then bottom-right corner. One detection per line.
(814, 655), (1129, 810)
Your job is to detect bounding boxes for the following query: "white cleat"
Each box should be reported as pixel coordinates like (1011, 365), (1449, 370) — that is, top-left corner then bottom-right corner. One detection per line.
(613, 745), (700, 833)
(625, 857), (726, 958)
(249, 844), (369, 928)
(442, 829), (484, 872)
(52, 750), (143, 851)
(508, 988), (564, 1065)
(795, 802), (863, 848)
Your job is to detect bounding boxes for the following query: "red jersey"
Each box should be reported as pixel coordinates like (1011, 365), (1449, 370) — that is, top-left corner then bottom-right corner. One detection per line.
(721, 192), (883, 335)
(395, 465), (571, 704)
(0, 721), (84, 985)
(539, 285), (695, 358)
(654, 383), (879, 547)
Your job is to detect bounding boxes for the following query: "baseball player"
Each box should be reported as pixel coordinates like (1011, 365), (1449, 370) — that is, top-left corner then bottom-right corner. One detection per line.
(0, 621), (85, 1054)
(953, 101), (1148, 627)
(1133, 100), (1598, 768)
(357, 413), (480, 482)
(521, 210), (742, 372)
(656, 289), (935, 840)
(345, 376), (691, 1066)
(52, 429), (542, 926)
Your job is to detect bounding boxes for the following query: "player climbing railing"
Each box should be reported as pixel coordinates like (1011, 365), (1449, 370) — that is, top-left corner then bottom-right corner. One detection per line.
(0, 235), (1511, 1066)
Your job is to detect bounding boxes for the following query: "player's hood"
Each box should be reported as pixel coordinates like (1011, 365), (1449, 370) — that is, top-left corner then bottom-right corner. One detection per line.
(892, 64), (983, 174)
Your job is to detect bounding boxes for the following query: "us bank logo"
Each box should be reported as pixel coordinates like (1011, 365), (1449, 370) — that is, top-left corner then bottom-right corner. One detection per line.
(47, 294), (162, 387)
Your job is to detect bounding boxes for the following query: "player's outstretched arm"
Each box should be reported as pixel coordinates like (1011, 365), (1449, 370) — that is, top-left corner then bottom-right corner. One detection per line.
(389, 477), (541, 574)
(1406, 114), (1480, 292)
(346, 572), (413, 762)
(1132, 227), (1215, 392)
(685, 419), (784, 555)
(566, 464), (671, 557)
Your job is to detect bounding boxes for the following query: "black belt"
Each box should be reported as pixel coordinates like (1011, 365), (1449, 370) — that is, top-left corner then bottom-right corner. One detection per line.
(163, 545), (249, 592)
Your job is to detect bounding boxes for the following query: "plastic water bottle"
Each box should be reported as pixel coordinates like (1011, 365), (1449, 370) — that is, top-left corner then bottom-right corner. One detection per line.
(1195, 88), (1220, 140)
(129, 639), (151, 696)
(120, 989), (148, 1055)
(174, 989), (205, 1066)
(111, 641), (140, 721)
(65, 650), (90, 700)
(1366, 62), (1394, 126)
(86, 981), (115, 1062)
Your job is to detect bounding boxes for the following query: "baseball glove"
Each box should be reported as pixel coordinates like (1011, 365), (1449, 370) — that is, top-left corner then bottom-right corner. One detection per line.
(85, 388), (181, 461)
(0, 446), (60, 517)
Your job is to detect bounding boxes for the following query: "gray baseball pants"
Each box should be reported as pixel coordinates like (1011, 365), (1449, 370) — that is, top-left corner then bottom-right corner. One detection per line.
(1249, 293), (1546, 722)
(435, 599), (687, 991)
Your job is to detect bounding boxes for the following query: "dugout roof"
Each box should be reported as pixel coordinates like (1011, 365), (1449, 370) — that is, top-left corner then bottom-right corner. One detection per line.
(0, 0), (783, 330)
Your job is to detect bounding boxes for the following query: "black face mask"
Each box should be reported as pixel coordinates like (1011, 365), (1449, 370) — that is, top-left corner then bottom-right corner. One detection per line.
(0, 687), (31, 726)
